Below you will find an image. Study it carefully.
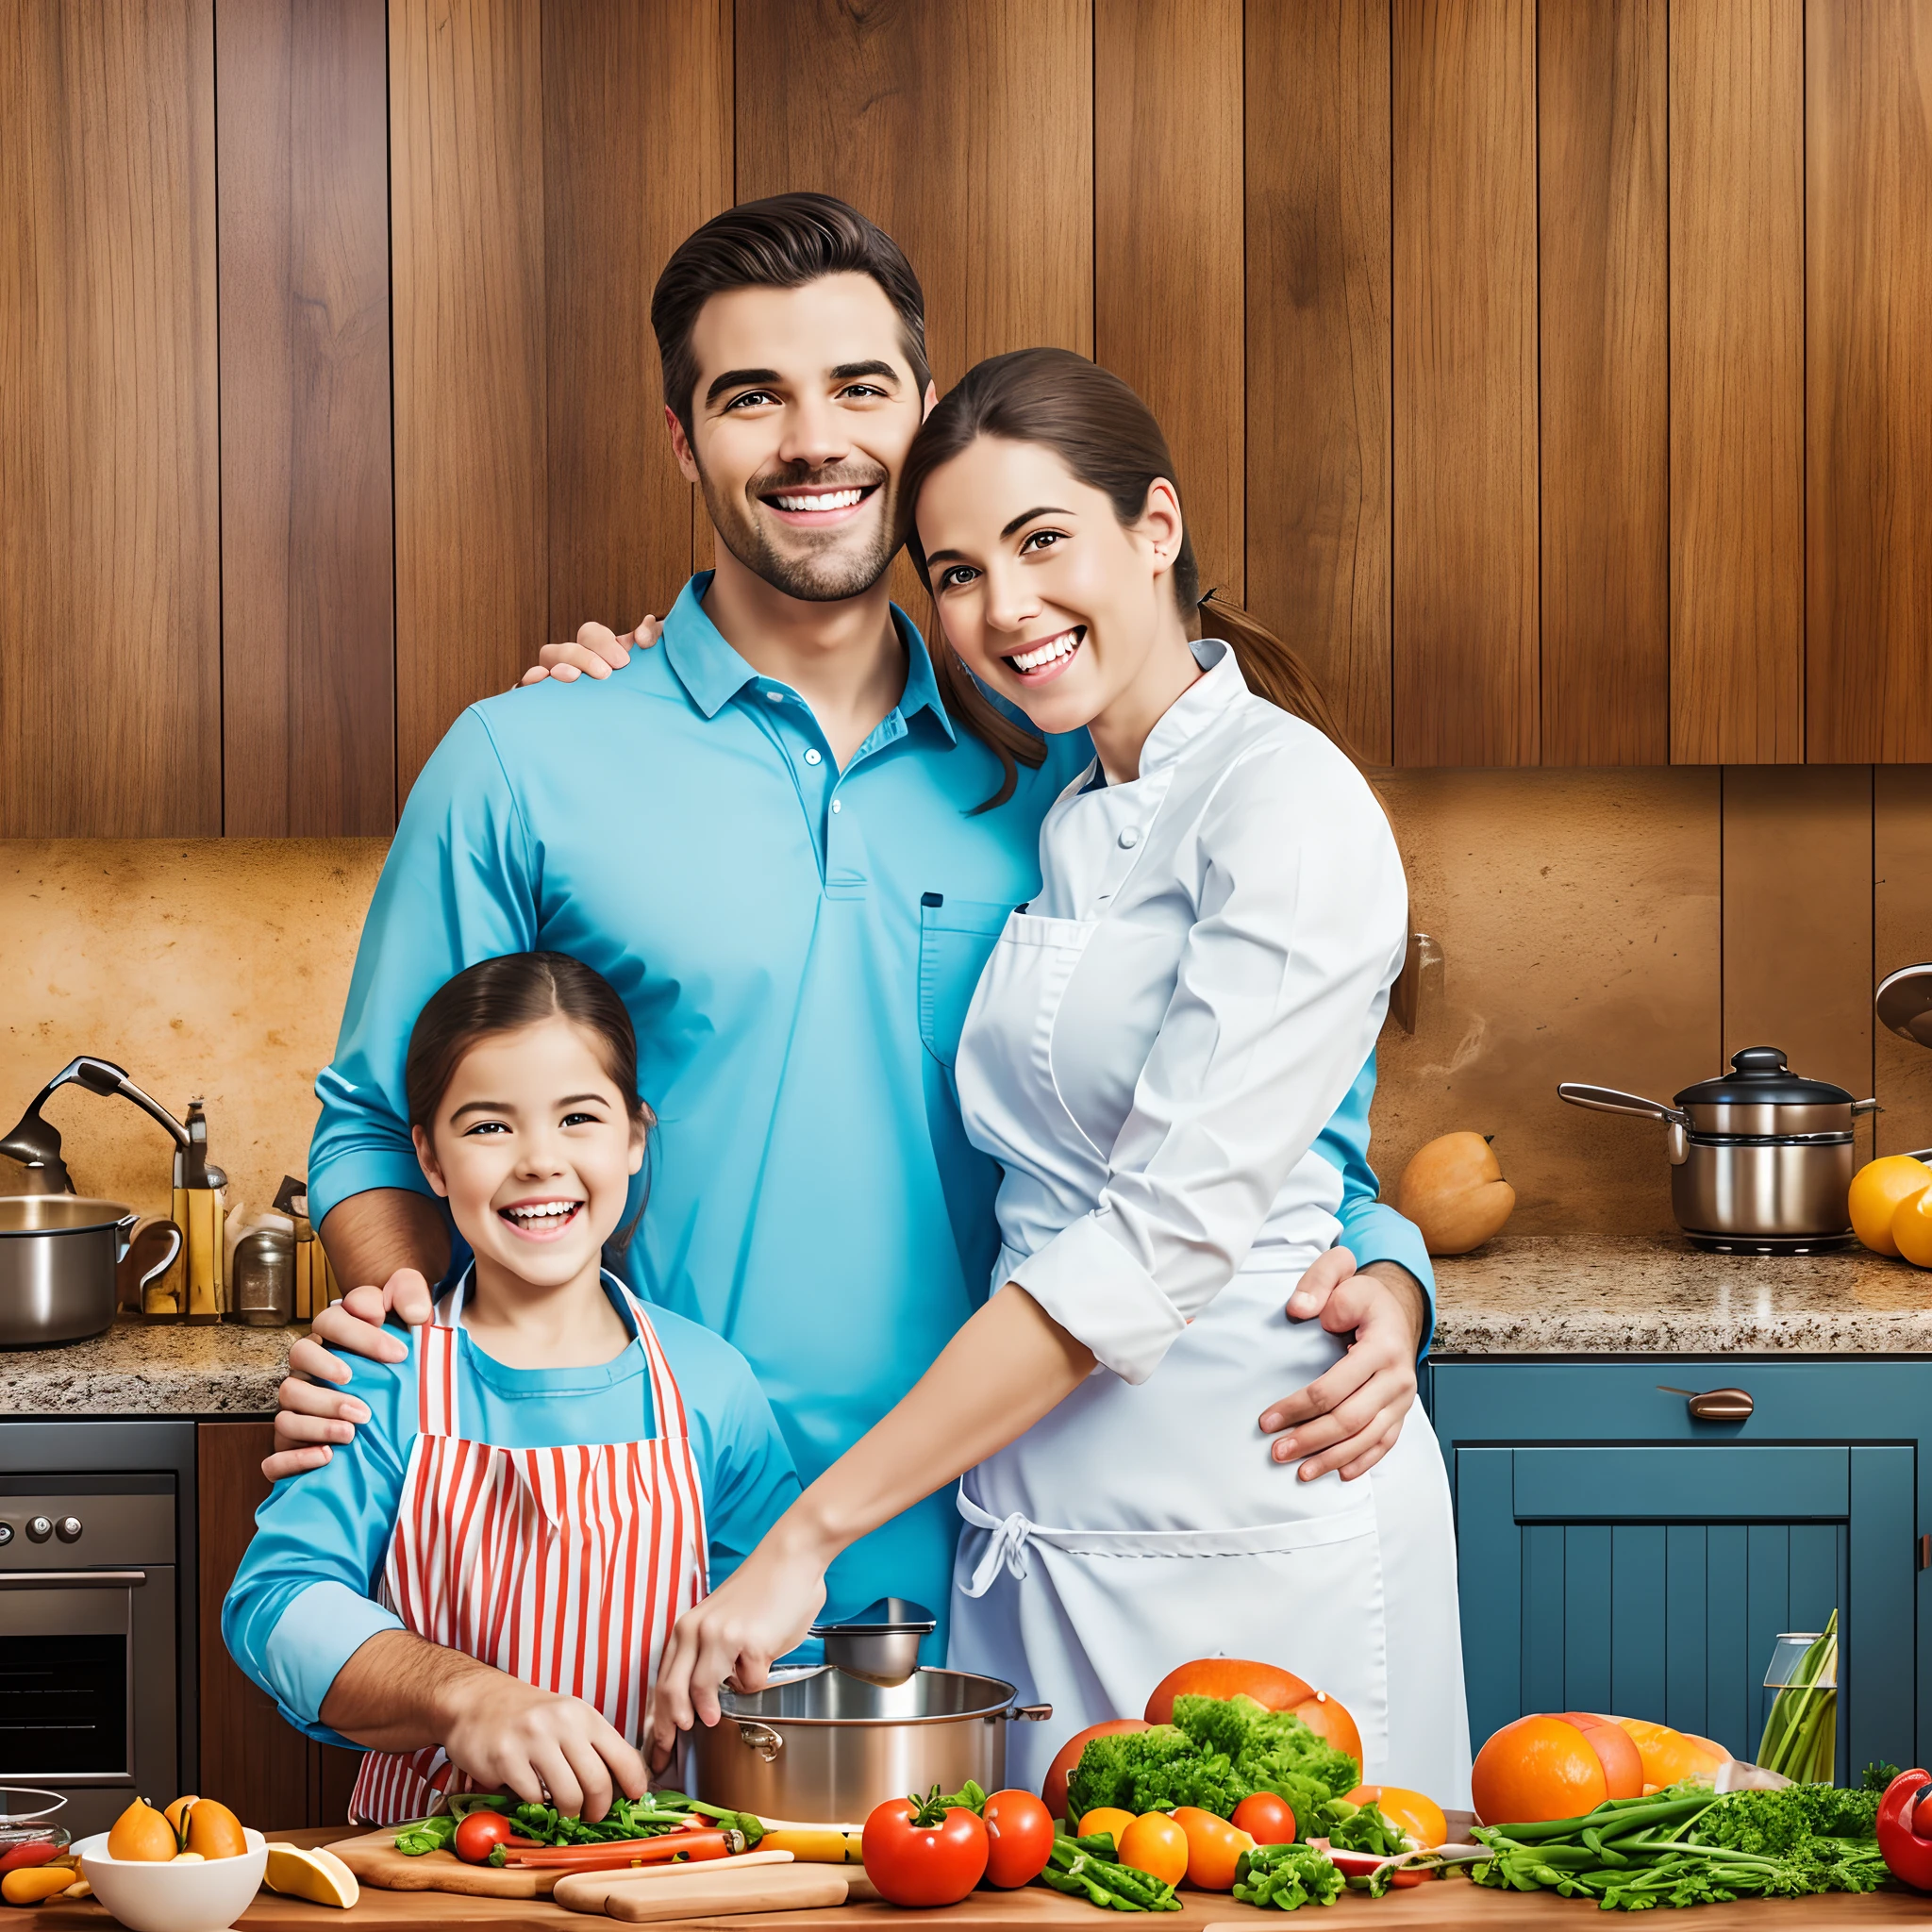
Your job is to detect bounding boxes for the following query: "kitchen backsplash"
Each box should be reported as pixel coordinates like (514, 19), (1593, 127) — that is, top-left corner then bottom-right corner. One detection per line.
(4, 765), (1928, 1245)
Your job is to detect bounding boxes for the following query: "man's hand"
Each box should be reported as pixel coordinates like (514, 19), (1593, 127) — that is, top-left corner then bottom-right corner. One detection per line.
(1258, 1255), (1425, 1484)
(263, 1269), (435, 1481)
(518, 616), (664, 687)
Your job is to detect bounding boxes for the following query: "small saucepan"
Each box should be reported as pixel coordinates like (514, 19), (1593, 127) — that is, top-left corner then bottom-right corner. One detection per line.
(0, 1198), (182, 1346)
(1559, 1047), (1878, 1254)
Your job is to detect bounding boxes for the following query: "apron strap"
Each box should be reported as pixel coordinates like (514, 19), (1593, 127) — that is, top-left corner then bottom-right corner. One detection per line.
(417, 1268), (470, 1438)
(957, 1487), (1034, 1595)
(607, 1274), (712, 1598)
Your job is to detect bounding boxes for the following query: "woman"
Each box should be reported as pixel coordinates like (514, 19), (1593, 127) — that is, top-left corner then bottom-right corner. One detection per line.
(648, 349), (1471, 1806)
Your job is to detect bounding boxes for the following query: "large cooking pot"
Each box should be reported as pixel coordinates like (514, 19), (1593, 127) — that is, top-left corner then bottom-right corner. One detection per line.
(690, 1667), (1050, 1824)
(1559, 1047), (1878, 1254)
(0, 1198), (181, 1345)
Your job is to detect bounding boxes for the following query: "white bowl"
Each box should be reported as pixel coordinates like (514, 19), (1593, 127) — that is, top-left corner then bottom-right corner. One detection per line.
(75, 1827), (268, 1932)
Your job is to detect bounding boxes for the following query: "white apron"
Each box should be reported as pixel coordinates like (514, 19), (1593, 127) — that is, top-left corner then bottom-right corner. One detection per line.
(948, 905), (1471, 1807)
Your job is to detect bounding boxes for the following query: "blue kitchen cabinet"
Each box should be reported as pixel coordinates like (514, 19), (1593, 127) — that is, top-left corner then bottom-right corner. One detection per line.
(1428, 1359), (1927, 1778)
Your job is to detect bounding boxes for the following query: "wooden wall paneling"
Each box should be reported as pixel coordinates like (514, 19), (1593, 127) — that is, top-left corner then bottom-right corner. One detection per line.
(1721, 766), (1873, 1110)
(1874, 767), (1932, 1156)
(390, 0), (547, 799)
(1245, 0), (1392, 764)
(1806, 2), (1932, 763)
(218, 0), (394, 836)
(542, 1), (732, 644)
(1094, 0), (1243, 603)
(1391, 0), (1540, 767)
(1669, 0), (1804, 763)
(1538, 0), (1669, 765)
(0, 2), (221, 835)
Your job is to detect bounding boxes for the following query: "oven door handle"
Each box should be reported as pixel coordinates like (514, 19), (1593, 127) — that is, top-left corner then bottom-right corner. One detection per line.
(0, 1570), (147, 1589)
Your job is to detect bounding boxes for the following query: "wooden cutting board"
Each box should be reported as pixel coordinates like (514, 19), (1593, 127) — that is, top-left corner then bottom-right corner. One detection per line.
(326, 1830), (806, 1900)
(553, 1864), (848, 1922)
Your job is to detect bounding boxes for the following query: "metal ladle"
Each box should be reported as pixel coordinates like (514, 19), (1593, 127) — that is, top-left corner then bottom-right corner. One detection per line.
(808, 1597), (937, 1688)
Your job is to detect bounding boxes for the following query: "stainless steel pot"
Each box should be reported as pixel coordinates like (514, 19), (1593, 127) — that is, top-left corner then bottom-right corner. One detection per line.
(0, 1197), (181, 1345)
(1559, 1047), (1878, 1254)
(690, 1667), (1050, 1824)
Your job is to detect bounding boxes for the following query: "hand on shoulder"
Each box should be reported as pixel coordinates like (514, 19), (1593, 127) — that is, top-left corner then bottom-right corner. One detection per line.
(517, 616), (663, 687)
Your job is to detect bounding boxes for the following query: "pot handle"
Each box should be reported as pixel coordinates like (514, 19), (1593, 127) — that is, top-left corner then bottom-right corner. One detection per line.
(1558, 1083), (1691, 1128)
(1852, 1098), (1882, 1117)
(736, 1721), (784, 1763)
(1006, 1704), (1054, 1722)
(115, 1216), (184, 1309)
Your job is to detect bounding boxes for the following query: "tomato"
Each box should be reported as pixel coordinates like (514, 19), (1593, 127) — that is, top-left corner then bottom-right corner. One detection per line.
(861, 1791), (989, 1907)
(1231, 1793), (1296, 1845)
(981, 1790), (1054, 1889)
(1171, 1807), (1254, 1891)
(453, 1811), (522, 1865)
(1115, 1812), (1189, 1886)
(1074, 1807), (1137, 1848)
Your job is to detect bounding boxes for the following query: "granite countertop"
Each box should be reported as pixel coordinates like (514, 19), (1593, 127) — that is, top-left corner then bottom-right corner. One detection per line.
(0, 1313), (299, 1415)
(1434, 1233), (1932, 1355)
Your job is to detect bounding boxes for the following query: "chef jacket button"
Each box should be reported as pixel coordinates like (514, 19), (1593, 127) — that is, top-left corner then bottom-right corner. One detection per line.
(805, 747), (823, 765)
(1119, 826), (1141, 848)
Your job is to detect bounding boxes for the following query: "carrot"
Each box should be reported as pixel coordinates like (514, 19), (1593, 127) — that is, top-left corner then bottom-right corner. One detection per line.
(499, 1830), (739, 1871)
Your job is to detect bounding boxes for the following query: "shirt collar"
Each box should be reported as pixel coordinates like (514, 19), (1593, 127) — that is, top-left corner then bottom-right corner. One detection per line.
(1133, 638), (1249, 777)
(659, 572), (957, 744)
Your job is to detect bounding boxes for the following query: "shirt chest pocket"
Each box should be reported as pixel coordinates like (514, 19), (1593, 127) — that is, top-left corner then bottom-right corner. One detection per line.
(918, 893), (1015, 1068)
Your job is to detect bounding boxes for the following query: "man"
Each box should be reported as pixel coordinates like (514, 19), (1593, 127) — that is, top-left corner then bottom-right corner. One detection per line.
(261, 191), (1432, 1680)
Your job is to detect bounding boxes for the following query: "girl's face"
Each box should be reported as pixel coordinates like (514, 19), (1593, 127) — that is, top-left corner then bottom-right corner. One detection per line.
(412, 1015), (646, 1291)
(916, 436), (1185, 739)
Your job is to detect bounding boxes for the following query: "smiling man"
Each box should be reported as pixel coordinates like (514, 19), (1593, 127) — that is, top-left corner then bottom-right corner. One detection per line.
(256, 196), (1435, 1698)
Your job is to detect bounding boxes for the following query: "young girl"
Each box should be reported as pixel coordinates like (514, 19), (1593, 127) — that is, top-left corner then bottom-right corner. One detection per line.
(224, 952), (799, 1824)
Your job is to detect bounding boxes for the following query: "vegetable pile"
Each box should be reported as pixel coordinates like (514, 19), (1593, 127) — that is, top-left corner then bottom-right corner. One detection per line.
(394, 1791), (760, 1868)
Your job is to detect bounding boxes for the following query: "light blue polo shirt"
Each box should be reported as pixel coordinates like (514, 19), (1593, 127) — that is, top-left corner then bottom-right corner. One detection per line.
(308, 575), (1433, 1653)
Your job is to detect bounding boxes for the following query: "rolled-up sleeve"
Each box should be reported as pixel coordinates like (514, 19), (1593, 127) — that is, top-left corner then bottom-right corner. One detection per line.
(308, 708), (540, 1227)
(1010, 744), (1408, 1383)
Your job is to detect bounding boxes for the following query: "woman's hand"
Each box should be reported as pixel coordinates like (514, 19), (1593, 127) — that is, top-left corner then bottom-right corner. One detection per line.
(1258, 1257), (1424, 1483)
(647, 1527), (832, 1769)
(517, 616), (663, 686)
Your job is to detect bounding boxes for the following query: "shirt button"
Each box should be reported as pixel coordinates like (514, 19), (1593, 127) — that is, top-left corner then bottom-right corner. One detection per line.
(1119, 827), (1141, 849)
(765, 690), (783, 704)
(832, 800), (842, 814)
(805, 748), (823, 766)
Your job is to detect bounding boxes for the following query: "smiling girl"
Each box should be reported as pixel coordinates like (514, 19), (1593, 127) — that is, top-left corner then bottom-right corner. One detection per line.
(224, 953), (799, 1824)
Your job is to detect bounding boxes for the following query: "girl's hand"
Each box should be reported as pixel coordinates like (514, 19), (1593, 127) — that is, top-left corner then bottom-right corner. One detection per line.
(438, 1664), (645, 1821)
(518, 616), (663, 686)
(648, 1532), (831, 1768)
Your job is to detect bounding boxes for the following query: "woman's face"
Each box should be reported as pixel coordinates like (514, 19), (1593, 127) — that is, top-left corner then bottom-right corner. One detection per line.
(916, 436), (1184, 739)
(412, 1015), (646, 1292)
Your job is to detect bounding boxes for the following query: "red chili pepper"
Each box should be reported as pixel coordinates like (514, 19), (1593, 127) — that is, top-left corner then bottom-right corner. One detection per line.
(0, 1841), (60, 1876)
(1877, 1769), (1932, 1891)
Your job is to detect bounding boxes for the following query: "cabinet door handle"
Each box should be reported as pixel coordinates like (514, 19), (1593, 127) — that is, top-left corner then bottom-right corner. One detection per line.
(1657, 1385), (1754, 1422)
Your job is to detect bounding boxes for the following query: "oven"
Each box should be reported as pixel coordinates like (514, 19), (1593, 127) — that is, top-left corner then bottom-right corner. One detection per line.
(0, 1422), (195, 1836)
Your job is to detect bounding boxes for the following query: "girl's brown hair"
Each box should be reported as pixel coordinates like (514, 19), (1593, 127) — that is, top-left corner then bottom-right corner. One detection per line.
(902, 347), (1353, 807)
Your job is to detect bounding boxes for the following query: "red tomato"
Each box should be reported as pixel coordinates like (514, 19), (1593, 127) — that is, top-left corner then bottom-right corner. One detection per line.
(453, 1811), (522, 1864)
(1231, 1793), (1297, 1846)
(981, 1790), (1054, 1889)
(862, 1792), (990, 1907)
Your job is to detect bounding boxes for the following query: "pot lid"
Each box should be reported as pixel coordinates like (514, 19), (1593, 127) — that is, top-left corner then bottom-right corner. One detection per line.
(1674, 1047), (1853, 1108)
(809, 1596), (937, 1638)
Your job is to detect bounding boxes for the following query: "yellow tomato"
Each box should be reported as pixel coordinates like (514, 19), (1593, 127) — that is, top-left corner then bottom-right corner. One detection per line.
(1115, 1812), (1189, 1886)
(1852, 1156), (1932, 1256)
(1346, 1784), (1447, 1850)
(1170, 1807), (1254, 1890)
(1896, 1187), (1932, 1269)
(1075, 1807), (1137, 1849)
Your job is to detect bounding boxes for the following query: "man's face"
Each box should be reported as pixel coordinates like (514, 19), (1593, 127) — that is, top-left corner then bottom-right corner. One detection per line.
(671, 274), (925, 604)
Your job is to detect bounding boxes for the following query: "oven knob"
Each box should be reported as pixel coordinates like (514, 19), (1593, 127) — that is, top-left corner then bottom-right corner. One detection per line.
(0, 1523), (11, 1545)
(25, 1516), (52, 1542)
(56, 1517), (81, 1543)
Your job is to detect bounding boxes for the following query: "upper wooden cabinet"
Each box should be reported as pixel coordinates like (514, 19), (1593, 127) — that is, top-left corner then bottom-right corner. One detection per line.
(8, 0), (1932, 832)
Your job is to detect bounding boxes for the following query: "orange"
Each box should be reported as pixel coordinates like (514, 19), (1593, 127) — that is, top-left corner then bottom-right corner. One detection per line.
(1075, 1807), (1137, 1848)
(1895, 1188), (1932, 1269)
(1143, 1659), (1314, 1724)
(1472, 1715), (1607, 1825)
(1043, 1719), (1151, 1821)
(1345, 1785), (1447, 1850)
(1290, 1691), (1362, 1771)
(1115, 1813), (1189, 1886)
(1851, 1156), (1932, 1256)
(163, 1796), (198, 1845)
(1611, 1717), (1731, 1786)
(1559, 1714), (1643, 1799)
(106, 1799), (177, 1862)
(184, 1798), (248, 1859)
(1170, 1808), (1254, 1891)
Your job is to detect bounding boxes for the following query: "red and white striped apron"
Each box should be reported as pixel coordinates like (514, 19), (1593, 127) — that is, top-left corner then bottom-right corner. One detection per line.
(348, 1274), (708, 1824)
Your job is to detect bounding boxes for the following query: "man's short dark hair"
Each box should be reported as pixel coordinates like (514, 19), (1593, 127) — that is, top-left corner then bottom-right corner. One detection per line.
(650, 192), (931, 438)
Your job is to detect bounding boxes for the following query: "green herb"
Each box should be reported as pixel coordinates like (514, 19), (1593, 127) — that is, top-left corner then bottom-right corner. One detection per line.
(392, 1814), (458, 1857)
(396, 1790), (760, 1857)
(1231, 1843), (1345, 1911)
(1324, 1801), (1407, 1857)
(1758, 1611), (1839, 1784)
(1040, 1833), (1180, 1912)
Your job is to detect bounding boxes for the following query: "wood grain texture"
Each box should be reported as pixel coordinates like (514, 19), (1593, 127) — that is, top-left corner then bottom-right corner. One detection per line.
(1722, 766), (1873, 1106)
(1391, 0), (1540, 767)
(218, 0), (394, 836)
(1094, 0), (1243, 603)
(1669, 0), (1804, 762)
(1539, 0), (1669, 765)
(1806, 1), (1932, 763)
(1874, 765), (1932, 1156)
(0, 1), (221, 834)
(1245, 0), (1392, 764)
(543, 0), (731, 642)
(390, 0), (546, 799)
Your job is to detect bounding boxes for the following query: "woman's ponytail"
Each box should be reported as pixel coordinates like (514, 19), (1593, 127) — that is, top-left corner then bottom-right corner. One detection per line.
(1194, 589), (1357, 764)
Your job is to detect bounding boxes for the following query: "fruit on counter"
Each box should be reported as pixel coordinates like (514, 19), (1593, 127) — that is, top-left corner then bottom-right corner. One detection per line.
(2, 1866), (81, 1906)
(1074, 1807), (1136, 1847)
(106, 1801), (178, 1863)
(1230, 1792), (1296, 1845)
(1394, 1131), (1516, 1256)
(1142, 1658), (1312, 1724)
(1114, 1813), (1189, 1886)
(1287, 1691), (1361, 1768)
(1850, 1155), (1932, 1257)
(1895, 1187), (1932, 1269)
(261, 1843), (359, 1909)
(861, 1787), (989, 1907)
(1472, 1712), (1644, 1824)
(1169, 1807), (1254, 1890)
(1343, 1785), (1446, 1849)
(1876, 1768), (1932, 1890)
(1044, 1719), (1150, 1821)
(980, 1790), (1055, 1890)
(179, 1800), (247, 1861)
(1609, 1715), (1730, 1789)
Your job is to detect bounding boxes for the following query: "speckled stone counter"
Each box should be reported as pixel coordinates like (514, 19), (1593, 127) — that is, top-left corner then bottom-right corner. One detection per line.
(1434, 1233), (1932, 1355)
(0, 1313), (297, 1414)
